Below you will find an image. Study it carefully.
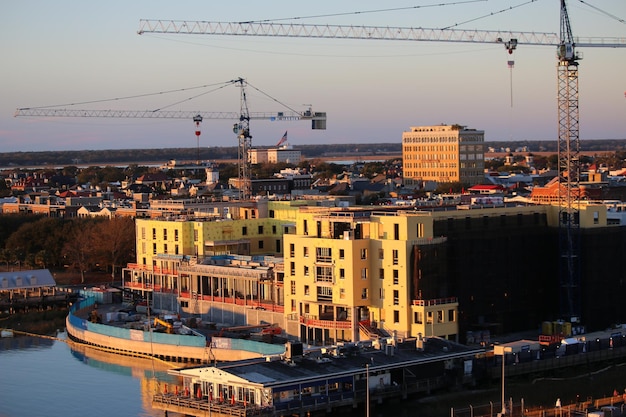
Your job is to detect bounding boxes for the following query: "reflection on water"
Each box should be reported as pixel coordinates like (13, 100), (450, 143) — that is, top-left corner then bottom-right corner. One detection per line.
(0, 332), (182, 417)
(0, 334), (54, 352)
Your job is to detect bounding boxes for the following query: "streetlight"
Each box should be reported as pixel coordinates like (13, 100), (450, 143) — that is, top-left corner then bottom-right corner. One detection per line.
(494, 345), (512, 415)
(366, 363), (370, 417)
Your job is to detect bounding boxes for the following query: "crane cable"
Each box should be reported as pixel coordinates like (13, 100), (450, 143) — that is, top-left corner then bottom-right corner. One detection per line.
(238, 0), (487, 24)
(19, 81), (235, 111)
(576, 1), (626, 25)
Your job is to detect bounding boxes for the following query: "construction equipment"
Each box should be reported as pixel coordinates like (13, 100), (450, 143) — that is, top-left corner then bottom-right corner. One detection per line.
(153, 317), (174, 334)
(137, 1), (625, 323)
(14, 78), (327, 200)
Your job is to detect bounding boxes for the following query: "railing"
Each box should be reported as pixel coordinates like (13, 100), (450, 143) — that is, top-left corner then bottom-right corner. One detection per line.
(153, 394), (273, 416)
(412, 297), (458, 306)
(451, 395), (626, 417)
(299, 316), (352, 329)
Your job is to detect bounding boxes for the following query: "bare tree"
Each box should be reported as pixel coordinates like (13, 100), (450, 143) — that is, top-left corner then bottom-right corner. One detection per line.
(62, 222), (96, 284)
(92, 217), (135, 281)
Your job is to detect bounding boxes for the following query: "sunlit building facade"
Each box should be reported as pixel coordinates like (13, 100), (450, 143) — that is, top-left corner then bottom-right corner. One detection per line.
(402, 124), (485, 187)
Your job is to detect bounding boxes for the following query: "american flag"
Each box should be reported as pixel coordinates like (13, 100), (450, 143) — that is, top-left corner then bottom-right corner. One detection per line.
(276, 131), (288, 147)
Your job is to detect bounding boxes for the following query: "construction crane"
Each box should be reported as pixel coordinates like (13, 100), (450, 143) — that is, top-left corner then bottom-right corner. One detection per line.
(137, 2), (626, 323)
(15, 78), (327, 200)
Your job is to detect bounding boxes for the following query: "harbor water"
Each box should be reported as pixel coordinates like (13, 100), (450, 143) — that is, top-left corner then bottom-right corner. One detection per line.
(1, 332), (625, 417)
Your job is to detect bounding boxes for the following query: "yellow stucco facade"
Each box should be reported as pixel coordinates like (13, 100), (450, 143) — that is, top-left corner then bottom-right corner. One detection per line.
(402, 124), (485, 187)
(283, 206), (458, 344)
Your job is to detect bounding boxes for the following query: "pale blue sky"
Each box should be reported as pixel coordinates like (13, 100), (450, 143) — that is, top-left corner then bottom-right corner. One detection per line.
(2, 0), (625, 152)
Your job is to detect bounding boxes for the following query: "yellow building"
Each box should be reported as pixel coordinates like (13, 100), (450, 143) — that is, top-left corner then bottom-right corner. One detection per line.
(133, 204), (288, 269)
(124, 199), (460, 346)
(402, 124), (485, 187)
(283, 206), (458, 346)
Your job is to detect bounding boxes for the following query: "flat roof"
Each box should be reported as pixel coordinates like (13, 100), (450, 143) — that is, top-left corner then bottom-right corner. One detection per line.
(174, 338), (483, 388)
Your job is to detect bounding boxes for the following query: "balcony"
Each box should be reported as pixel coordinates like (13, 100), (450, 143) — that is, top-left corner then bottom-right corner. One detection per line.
(299, 316), (352, 329)
(412, 297), (458, 306)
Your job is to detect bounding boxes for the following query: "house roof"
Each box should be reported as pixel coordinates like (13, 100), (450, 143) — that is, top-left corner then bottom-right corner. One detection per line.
(0, 269), (56, 290)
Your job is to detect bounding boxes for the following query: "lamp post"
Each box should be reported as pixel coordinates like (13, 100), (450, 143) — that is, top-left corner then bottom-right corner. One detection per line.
(366, 363), (370, 417)
(495, 346), (511, 415)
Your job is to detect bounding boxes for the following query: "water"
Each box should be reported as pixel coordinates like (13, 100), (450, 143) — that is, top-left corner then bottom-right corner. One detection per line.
(1, 332), (625, 417)
(0, 333), (178, 417)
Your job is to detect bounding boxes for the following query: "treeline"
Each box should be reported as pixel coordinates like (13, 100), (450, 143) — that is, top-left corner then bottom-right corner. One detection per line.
(0, 215), (135, 283)
(2, 139), (625, 168)
(0, 144), (403, 167)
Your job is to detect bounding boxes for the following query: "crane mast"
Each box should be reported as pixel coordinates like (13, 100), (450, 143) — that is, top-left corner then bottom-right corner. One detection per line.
(557, 0), (581, 324)
(233, 78), (252, 200)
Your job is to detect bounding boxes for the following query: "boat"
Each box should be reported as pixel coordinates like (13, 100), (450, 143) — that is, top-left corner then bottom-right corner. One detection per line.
(1, 329), (14, 338)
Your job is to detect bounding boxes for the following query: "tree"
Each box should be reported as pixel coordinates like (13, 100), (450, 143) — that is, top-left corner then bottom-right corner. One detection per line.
(91, 217), (136, 280)
(0, 177), (11, 197)
(62, 220), (97, 283)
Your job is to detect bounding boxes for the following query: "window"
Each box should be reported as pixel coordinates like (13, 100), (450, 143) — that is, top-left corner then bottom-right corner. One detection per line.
(392, 250), (399, 265)
(339, 268), (345, 279)
(163, 229), (167, 240)
(291, 299), (296, 311)
(414, 311), (423, 324)
(258, 240), (264, 249)
(379, 269), (385, 280)
(242, 226), (248, 236)
(175, 245), (179, 255)
(194, 229), (198, 242)
(340, 288), (345, 299)
(289, 243), (295, 257)
(272, 225), (277, 234)
(152, 243), (157, 255)
(304, 285), (310, 296)
(304, 265), (309, 276)
(393, 310), (399, 323)
(393, 269), (399, 285)
(141, 227), (146, 239)
(174, 229), (179, 241)
(393, 290), (399, 305)
(316, 247), (332, 263)
(152, 228), (156, 240)
(448, 309), (455, 322)
(258, 225), (264, 234)
(437, 310), (444, 323)
(303, 247), (309, 257)
(339, 249), (345, 259)
(316, 266), (333, 282)
(269, 210), (275, 218)
(378, 249), (384, 259)
(379, 288), (384, 299)
(394, 223), (399, 240)
(361, 268), (368, 280)
(360, 249), (368, 260)
(290, 262), (295, 275)
(290, 281), (296, 295)
(361, 288), (368, 300)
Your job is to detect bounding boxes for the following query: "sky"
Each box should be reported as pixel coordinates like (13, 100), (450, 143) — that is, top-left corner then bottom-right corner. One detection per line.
(1, 0), (625, 152)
